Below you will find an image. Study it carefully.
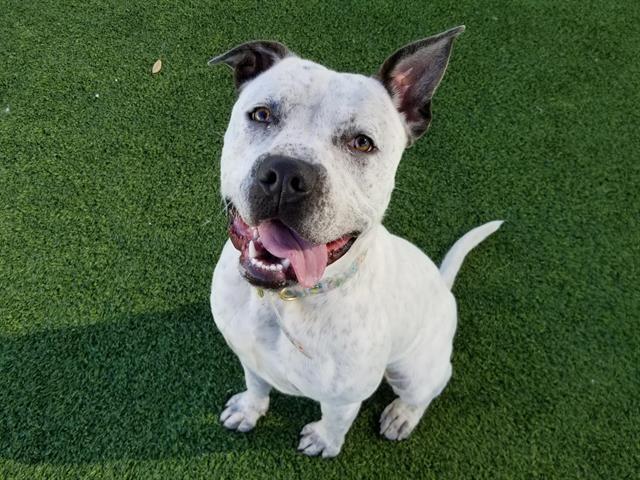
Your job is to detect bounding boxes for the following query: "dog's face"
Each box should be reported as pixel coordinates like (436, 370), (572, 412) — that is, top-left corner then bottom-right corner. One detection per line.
(221, 57), (405, 244)
(210, 27), (463, 289)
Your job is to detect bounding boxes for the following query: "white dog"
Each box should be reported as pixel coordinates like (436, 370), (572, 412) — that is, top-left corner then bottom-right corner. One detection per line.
(209, 26), (502, 458)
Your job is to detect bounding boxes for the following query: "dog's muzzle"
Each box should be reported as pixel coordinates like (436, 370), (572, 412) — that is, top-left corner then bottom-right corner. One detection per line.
(228, 155), (359, 290)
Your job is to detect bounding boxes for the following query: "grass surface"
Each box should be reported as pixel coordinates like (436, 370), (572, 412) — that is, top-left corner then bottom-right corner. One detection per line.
(1, 0), (639, 478)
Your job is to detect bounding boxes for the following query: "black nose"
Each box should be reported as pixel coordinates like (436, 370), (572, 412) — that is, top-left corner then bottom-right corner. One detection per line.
(256, 155), (319, 206)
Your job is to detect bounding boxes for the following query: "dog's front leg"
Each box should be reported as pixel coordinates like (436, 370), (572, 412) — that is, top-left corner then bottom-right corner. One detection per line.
(220, 364), (271, 432)
(297, 401), (361, 458)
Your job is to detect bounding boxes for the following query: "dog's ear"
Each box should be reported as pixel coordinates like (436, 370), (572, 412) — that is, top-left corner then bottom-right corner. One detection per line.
(208, 41), (290, 90)
(376, 26), (464, 144)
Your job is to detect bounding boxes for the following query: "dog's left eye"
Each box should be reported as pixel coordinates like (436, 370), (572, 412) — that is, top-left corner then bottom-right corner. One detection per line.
(249, 106), (272, 123)
(349, 135), (376, 153)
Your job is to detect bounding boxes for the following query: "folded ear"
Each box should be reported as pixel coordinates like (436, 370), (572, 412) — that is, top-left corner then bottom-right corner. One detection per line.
(208, 40), (290, 90)
(377, 26), (465, 143)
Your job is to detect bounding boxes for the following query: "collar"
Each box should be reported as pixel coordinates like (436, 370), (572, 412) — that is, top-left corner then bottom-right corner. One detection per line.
(258, 250), (367, 358)
(255, 251), (367, 301)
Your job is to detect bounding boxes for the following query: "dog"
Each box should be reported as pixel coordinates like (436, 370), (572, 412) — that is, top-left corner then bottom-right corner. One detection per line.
(209, 26), (502, 458)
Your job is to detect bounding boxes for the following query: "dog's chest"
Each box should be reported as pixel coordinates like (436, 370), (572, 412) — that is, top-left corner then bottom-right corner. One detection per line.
(212, 281), (387, 402)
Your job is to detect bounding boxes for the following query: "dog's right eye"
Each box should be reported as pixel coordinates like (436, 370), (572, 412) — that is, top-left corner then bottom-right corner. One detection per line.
(249, 106), (272, 123)
(349, 134), (376, 153)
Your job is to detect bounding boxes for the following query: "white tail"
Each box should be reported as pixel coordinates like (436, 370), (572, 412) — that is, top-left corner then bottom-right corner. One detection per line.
(439, 220), (503, 289)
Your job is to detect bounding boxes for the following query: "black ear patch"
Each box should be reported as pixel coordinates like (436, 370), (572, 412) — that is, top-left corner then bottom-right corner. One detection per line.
(376, 26), (464, 143)
(208, 41), (290, 89)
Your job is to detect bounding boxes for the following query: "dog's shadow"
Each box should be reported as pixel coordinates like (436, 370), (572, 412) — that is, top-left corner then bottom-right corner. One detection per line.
(0, 302), (355, 464)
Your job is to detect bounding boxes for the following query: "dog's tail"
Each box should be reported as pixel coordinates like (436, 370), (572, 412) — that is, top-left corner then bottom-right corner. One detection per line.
(439, 220), (503, 289)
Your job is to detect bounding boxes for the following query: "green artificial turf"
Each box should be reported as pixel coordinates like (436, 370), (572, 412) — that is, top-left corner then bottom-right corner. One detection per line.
(1, 0), (639, 478)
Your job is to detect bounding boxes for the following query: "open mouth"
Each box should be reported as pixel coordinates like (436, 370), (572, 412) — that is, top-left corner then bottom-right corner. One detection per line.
(227, 206), (358, 289)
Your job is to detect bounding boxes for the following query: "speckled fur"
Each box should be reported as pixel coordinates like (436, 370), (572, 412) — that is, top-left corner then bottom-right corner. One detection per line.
(210, 33), (501, 458)
(218, 57), (403, 244)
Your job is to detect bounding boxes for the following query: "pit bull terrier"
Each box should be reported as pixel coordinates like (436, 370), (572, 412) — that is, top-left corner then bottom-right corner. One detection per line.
(209, 26), (502, 457)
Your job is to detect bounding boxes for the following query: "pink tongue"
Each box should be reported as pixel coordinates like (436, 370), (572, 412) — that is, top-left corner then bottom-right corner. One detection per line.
(258, 220), (328, 288)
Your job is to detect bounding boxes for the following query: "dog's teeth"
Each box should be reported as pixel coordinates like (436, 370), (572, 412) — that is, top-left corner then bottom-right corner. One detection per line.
(281, 258), (290, 268)
(249, 256), (282, 272)
(252, 227), (259, 239)
(249, 240), (257, 258)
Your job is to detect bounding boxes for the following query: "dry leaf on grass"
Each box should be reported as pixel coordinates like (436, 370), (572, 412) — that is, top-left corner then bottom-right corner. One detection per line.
(152, 59), (162, 74)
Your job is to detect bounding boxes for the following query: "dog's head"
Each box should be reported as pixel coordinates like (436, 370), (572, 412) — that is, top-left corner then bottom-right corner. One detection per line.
(210, 27), (464, 289)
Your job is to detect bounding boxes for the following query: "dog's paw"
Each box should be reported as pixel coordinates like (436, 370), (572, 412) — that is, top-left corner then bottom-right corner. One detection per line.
(379, 398), (425, 441)
(219, 391), (269, 432)
(297, 421), (343, 458)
